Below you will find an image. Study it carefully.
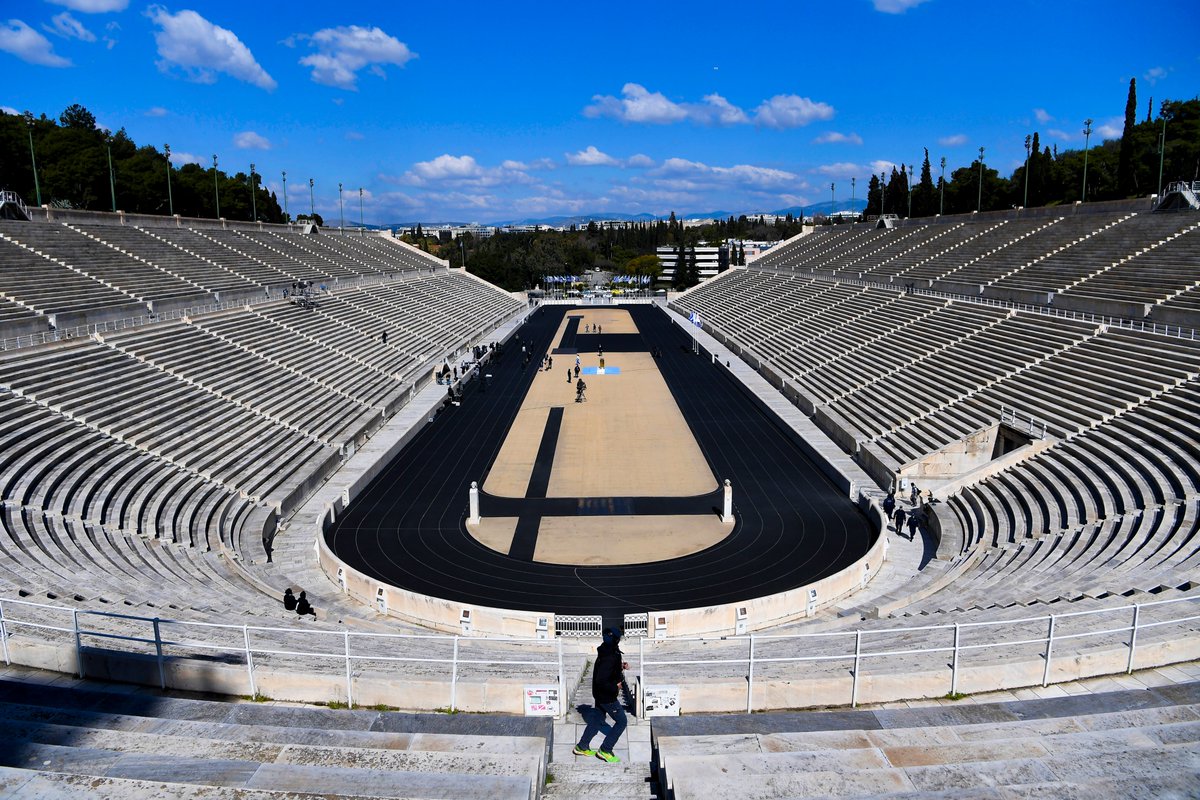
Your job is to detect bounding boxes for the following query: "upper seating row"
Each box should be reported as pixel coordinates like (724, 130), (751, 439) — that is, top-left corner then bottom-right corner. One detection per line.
(0, 220), (447, 338)
(752, 211), (1200, 322)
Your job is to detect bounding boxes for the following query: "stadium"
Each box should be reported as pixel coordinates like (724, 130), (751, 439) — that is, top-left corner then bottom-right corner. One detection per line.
(0, 188), (1197, 796)
(2, 2), (1199, 796)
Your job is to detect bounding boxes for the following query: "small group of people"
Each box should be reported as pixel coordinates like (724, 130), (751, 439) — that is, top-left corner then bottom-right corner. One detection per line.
(583, 323), (603, 334)
(282, 588), (315, 618)
(883, 489), (924, 541)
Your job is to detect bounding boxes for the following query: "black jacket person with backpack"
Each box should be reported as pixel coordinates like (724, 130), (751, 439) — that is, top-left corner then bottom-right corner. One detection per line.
(574, 628), (629, 762)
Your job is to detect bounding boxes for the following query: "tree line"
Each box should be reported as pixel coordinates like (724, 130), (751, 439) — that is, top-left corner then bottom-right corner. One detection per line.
(864, 84), (1198, 218)
(0, 104), (295, 223)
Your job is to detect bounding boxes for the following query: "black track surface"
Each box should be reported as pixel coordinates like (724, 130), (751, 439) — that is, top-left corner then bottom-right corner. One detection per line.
(325, 305), (875, 622)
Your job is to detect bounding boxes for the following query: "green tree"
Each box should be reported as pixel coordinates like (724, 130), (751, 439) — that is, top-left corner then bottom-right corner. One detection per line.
(1117, 78), (1138, 196)
(914, 150), (937, 217)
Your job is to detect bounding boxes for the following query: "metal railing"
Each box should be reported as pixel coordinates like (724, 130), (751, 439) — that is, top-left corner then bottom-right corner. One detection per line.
(3, 594), (1197, 715)
(638, 594), (1200, 711)
(999, 406), (1048, 439)
(0, 597), (565, 714)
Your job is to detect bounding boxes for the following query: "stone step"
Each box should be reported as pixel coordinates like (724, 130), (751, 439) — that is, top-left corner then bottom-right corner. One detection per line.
(1, 741), (532, 800)
(0, 717), (543, 789)
(0, 698), (544, 757)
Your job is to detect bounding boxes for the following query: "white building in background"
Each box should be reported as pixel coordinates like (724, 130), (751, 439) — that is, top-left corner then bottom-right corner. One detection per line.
(656, 244), (722, 285)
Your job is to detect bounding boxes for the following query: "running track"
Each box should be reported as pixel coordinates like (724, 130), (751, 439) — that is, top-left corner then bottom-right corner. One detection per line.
(324, 305), (875, 622)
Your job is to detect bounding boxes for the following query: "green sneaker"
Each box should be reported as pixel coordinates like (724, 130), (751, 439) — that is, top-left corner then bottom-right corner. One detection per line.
(595, 750), (620, 763)
(572, 745), (595, 757)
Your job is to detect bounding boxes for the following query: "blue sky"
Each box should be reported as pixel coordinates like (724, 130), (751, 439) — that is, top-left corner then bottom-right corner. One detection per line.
(2, 0), (1197, 223)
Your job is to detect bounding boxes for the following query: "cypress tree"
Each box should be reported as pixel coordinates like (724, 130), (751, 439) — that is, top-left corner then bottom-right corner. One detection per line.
(1118, 78), (1138, 196)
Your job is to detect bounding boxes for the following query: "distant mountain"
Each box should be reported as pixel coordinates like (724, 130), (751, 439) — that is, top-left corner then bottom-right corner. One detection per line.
(382, 199), (869, 231)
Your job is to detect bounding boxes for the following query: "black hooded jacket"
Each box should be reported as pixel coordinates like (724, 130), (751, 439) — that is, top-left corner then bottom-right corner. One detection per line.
(591, 639), (624, 704)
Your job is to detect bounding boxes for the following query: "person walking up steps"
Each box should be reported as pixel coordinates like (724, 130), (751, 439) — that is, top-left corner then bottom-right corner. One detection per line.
(574, 627), (629, 763)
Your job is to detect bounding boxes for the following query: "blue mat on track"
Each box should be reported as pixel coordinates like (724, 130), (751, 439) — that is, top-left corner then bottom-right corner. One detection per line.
(581, 366), (620, 375)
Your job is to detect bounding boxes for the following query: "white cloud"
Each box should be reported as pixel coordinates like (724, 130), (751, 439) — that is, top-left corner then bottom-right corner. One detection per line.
(585, 83), (689, 124)
(345, 130), (364, 141)
(585, 83), (832, 130)
(1047, 129), (1072, 141)
(873, 0), (931, 12)
(501, 158), (555, 171)
(753, 95), (834, 129)
(102, 19), (118, 49)
(938, 133), (968, 146)
(233, 131), (271, 149)
(46, 12), (95, 42)
(0, 19), (71, 67)
(146, 6), (276, 90)
(1144, 66), (1167, 85)
(695, 93), (749, 125)
(814, 162), (864, 177)
(1034, 108), (1053, 124)
(169, 150), (202, 166)
(566, 146), (619, 167)
(393, 154), (535, 190)
(814, 131), (862, 145)
(295, 25), (415, 90)
(46, 0), (128, 11)
(870, 160), (898, 175)
(1, 105), (19, 115)
(145, 106), (168, 117)
(1095, 117), (1122, 139)
(650, 157), (800, 189)
(625, 154), (655, 168)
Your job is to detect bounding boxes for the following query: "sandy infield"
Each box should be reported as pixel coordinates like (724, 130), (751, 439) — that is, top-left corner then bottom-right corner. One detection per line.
(471, 515), (731, 565)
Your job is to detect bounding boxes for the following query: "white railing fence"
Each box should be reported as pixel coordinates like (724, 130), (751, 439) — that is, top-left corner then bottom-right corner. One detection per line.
(638, 594), (1200, 712)
(0, 597), (564, 714)
(3, 595), (1198, 714)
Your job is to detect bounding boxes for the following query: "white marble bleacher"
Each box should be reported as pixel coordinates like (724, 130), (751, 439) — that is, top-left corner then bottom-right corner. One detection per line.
(987, 212), (1139, 294)
(652, 682), (1200, 800)
(192, 309), (405, 410)
(265, 230), (380, 276)
(195, 229), (329, 283)
(839, 222), (964, 279)
(0, 340), (332, 511)
(102, 321), (376, 445)
(152, 227), (295, 288)
(238, 231), (360, 280)
(1062, 216), (1200, 306)
(337, 230), (448, 272)
(0, 229), (145, 321)
(72, 223), (261, 298)
(2, 222), (212, 309)
(932, 214), (1116, 289)
(859, 221), (978, 281)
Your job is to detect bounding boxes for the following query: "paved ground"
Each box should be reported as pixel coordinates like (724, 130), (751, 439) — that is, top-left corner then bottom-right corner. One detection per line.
(323, 304), (875, 624)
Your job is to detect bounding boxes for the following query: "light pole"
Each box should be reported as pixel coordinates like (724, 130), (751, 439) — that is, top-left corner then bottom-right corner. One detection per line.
(829, 182), (835, 223)
(338, 182), (344, 230)
(106, 135), (116, 212)
(212, 155), (220, 219)
(850, 177), (856, 218)
(939, 157), (946, 215)
(358, 187), (364, 233)
(976, 146), (985, 212)
(879, 171), (886, 217)
(26, 119), (42, 207)
(460, 237), (466, 268)
(1081, 118), (1093, 202)
(164, 143), (174, 216)
(281, 170), (288, 223)
(308, 178), (314, 220)
(1023, 135), (1031, 209)
(1157, 116), (1167, 197)
(249, 162), (257, 222)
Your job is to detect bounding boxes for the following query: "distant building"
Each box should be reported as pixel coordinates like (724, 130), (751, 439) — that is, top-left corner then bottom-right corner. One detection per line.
(656, 245), (721, 285)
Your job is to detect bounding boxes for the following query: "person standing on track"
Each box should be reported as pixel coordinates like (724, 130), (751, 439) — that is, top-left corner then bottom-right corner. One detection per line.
(574, 628), (629, 763)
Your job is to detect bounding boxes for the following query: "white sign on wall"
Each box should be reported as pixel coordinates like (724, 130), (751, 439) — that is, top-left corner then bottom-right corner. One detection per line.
(642, 685), (680, 717)
(523, 686), (560, 716)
